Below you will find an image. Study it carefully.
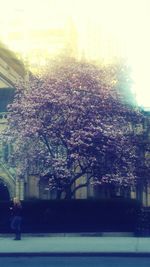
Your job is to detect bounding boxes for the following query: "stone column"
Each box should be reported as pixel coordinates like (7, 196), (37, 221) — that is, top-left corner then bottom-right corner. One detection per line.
(15, 178), (20, 199)
(131, 190), (136, 200)
(20, 179), (24, 200)
(142, 191), (147, 207)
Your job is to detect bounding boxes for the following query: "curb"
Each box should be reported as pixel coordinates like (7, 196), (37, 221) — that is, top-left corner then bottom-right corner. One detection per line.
(0, 232), (134, 237)
(1, 252), (150, 257)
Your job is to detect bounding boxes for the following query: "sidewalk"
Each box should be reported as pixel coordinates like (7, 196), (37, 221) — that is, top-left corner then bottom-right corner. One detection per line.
(0, 233), (150, 256)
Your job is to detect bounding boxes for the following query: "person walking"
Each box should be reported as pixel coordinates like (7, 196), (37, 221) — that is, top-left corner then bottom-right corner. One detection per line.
(10, 197), (22, 240)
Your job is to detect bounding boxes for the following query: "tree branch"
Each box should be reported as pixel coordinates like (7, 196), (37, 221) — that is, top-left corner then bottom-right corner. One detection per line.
(41, 134), (55, 157)
(71, 174), (93, 197)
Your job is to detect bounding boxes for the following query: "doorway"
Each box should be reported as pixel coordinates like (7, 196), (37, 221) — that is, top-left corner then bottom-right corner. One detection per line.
(0, 179), (10, 201)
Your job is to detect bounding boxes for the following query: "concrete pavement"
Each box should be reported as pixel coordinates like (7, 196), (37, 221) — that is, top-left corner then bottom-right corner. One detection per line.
(0, 233), (150, 256)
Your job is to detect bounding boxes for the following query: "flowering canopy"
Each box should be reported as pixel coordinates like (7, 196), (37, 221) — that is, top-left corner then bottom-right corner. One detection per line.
(5, 57), (143, 199)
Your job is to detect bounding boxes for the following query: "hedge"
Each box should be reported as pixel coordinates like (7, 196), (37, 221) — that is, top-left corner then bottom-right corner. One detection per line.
(0, 198), (141, 233)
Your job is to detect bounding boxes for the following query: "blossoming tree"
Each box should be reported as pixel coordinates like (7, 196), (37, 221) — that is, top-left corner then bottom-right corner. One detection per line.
(5, 57), (143, 199)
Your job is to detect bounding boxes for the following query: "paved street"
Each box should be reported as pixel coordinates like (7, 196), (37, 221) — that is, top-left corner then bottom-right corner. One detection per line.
(0, 256), (150, 267)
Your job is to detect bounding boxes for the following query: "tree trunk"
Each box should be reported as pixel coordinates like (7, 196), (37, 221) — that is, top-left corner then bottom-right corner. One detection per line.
(56, 189), (63, 199)
(64, 187), (72, 200)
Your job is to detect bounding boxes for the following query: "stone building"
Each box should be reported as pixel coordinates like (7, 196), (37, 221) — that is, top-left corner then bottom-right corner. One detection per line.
(135, 109), (150, 206)
(0, 19), (78, 201)
(0, 42), (27, 201)
(0, 41), (150, 204)
(94, 109), (150, 206)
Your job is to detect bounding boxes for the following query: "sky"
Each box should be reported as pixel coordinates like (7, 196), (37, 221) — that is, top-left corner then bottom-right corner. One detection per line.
(0, 0), (150, 108)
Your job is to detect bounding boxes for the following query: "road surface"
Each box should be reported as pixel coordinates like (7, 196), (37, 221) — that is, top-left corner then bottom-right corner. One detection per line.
(0, 256), (150, 267)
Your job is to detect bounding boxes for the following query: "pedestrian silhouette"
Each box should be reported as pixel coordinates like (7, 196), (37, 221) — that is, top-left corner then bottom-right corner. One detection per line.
(10, 197), (22, 240)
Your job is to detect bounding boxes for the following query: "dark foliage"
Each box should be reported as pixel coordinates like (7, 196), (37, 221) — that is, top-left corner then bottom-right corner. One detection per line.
(0, 198), (141, 233)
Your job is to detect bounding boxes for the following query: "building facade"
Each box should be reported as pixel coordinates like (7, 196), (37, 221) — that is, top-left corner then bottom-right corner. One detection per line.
(0, 42), (150, 205)
(0, 20), (78, 201)
(0, 42), (26, 201)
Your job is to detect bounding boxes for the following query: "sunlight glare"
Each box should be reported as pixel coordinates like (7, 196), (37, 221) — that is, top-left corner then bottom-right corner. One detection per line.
(0, 0), (150, 107)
